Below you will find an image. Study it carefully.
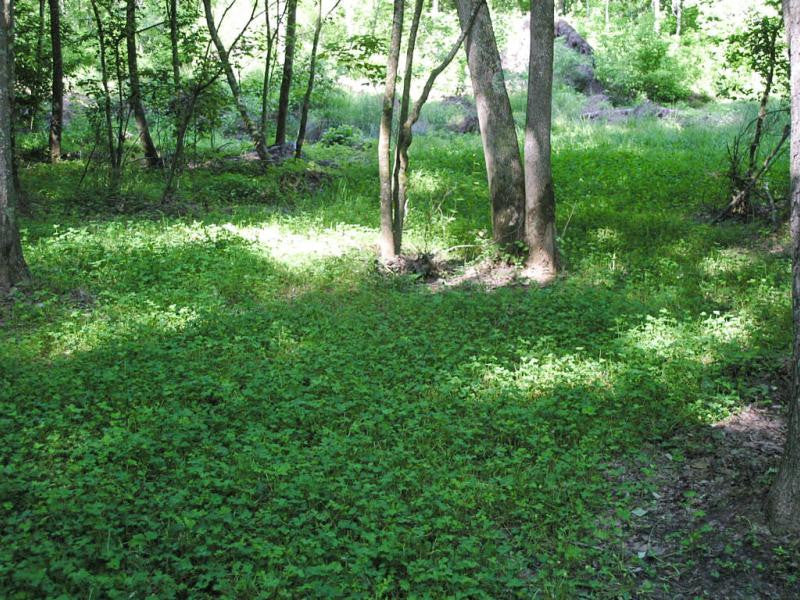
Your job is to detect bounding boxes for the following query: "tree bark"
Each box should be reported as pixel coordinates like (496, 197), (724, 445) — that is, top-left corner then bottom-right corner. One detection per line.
(126, 0), (160, 167)
(378, 0), (403, 259)
(1, 0), (30, 293)
(768, 0), (800, 534)
(454, 0), (525, 251)
(274, 0), (297, 146)
(202, 0), (268, 161)
(389, 0), (424, 253)
(31, 0), (44, 130)
(295, 0), (325, 158)
(167, 0), (180, 96)
(673, 0), (681, 37)
(259, 0), (278, 144)
(653, 0), (661, 33)
(48, 0), (62, 162)
(391, 0), (483, 258)
(524, 0), (557, 282)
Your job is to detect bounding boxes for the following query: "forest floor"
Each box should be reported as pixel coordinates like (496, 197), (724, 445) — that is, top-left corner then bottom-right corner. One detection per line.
(2, 106), (800, 597)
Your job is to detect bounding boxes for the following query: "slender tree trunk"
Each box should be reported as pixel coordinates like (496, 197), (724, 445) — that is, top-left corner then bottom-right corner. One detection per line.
(768, 0), (800, 534)
(653, 0), (661, 33)
(378, 0), (403, 259)
(259, 0), (276, 144)
(524, 0), (557, 282)
(454, 0), (525, 250)
(202, 0), (268, 161)
(0, 0), (30, 293)
(275, 0), (297, 146)
(31, 0), (44, 130)
(48, 0), (62, 161)
(673, 0), (681, 37)
(558, 0), (565, 15)
(604, 0), (609, 29)
(126, 0), (160, 167)
(391, 0), (483, 257)
(389, 0), (424, 253)
(295, 0), (324, 158)
(167, 0), (180, 96)
(162, 92), (197, 201)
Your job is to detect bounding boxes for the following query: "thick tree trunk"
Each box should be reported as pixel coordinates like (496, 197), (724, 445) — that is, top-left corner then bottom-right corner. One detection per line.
(768, 0), (800, 534)
(454, 0), (525, 251)
(274, 0), (297, 146)
(524, 0), (557, 282)
(1, 0), (30, 293)
(126, 0), (160, 167)
(48, 0), (62, 162)
(202, 0), (268, 161)
(378, 0), (403, 260)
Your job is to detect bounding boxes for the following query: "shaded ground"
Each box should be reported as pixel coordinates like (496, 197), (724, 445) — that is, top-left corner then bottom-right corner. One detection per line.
(615, 397), (800, 598)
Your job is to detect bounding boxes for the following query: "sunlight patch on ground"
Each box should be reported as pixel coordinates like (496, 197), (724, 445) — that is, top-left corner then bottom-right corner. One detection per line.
(223, 222), (375, 265)
(622, 310), (754, 360)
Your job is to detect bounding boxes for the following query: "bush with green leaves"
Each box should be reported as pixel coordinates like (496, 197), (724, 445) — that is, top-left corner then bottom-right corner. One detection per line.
(319, 124), (363, 147)
(596, 17), (693, 103)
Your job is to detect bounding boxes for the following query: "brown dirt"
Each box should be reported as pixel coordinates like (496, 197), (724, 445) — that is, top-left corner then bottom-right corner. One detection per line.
(616, 402), (800, 598)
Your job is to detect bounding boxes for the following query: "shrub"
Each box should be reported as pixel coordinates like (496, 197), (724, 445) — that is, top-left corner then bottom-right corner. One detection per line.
(596, 17), (693, 104)
(319, 124), (363, 147)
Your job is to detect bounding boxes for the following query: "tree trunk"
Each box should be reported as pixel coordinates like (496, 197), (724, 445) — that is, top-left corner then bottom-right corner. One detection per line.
(673, 0), (681, 37)
(48, 0), (62, 162)
(202, 0), (268, 161)
(31, 0), (44, 130)
(378, 0), (403, 260)
(1, 0), (30, 293)
(390, 0), (424, 254)
(126, 0), (160, 167)
(274, 0), (297, 146)
(259, 0), (277, 144)
(391, 0), (483, 258)
(768, 0), (800, 534)
(653, 0), (661, 33)
(167, 0), (180, 96)
(524, 0), (557, 282)
(454, 0), (525, 250)
(604, 0), (609, 29)
(295, 0), (324, 158)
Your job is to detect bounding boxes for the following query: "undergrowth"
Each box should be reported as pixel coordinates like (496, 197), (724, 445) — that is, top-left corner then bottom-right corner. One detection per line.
(0, 104), (793, 598)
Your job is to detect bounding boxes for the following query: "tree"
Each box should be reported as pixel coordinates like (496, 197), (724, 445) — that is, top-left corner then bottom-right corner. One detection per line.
(387, 0), (484, 257)
(454, 0), (525, 251)
(768, 0), (800, 534)
(202, 0), (268, 161)
(295, 0), (342, 158)
(1, 0), (30, 293)
(524, 0), (557, 282)
(89, 0), (126, 191)
(47, 0), (62, 161)
(274, 0), (297, 146)
(378, 0), (403, 259)
(126, 0), (160, 167)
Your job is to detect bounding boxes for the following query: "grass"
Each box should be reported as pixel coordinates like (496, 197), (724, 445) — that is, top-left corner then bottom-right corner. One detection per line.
(0, 102), (795, 597)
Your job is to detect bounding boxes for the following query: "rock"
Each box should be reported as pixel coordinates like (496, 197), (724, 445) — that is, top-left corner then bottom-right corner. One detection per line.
(449, 114), (479, 134)
(555, 20), (594, 56)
